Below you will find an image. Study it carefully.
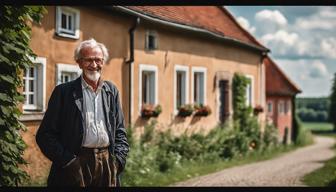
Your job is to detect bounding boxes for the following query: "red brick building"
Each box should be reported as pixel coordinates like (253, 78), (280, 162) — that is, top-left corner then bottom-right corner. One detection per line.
(265, 57), (301, 144)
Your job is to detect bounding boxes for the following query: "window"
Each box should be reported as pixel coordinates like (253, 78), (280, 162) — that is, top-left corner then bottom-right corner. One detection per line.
(174, 65), (189, 112)
(23, 57), (46, 112)
(56, 6), (80, 39)
(56, 63), (81, 85)
(145, 30), (157, 51)
(278, 100), (285, 114)
(139, 64), (158, 111)
(192, 67), (207, 105)
(285, 100), (291, 114)
(245, 75), (254, 107)
(267, 101), (273, 115)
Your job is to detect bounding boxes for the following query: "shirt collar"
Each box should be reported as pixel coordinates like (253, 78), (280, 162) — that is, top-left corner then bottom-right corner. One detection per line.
(81, 74), (104, 92)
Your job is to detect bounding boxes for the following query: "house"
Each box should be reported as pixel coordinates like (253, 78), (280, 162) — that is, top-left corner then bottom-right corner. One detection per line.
(265, 56), (301, 144)
(21, 6), (269, 180)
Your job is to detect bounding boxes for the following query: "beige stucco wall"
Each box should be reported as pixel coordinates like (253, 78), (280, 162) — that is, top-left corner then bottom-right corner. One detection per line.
(131, 22), (264, 136)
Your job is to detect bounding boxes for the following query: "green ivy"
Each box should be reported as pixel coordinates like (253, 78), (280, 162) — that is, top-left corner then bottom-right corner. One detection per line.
(232, 73), (253, 131)
(0, 6), (46, 186)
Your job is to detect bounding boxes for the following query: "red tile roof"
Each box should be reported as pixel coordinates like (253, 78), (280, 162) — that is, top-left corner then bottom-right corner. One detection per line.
(122, 6), (268, 51)
(265, 56), (301, 96)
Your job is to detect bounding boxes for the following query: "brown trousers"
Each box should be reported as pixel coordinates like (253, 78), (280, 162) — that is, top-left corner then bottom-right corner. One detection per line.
(61, 147), (117, 187)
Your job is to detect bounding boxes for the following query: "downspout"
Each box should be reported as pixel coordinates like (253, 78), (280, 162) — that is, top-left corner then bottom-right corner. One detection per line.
(126, 17), (140, 126)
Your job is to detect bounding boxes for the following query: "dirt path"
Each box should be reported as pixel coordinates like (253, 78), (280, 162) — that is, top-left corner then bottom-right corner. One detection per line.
(173, 136), (335, 186)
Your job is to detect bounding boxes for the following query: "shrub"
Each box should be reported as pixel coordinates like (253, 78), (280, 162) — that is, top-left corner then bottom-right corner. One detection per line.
(294, 115), (314, 146)
(262, 123), (280, 149)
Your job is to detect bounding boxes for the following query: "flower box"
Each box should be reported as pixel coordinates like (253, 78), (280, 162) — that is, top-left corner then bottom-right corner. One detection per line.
(177, 104), (194, 117)
(194, 104), (211, 116)
(141, 104), (162, 118)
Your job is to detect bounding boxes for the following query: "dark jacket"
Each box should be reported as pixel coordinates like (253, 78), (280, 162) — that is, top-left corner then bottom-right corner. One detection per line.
(36, 77), (129, 186)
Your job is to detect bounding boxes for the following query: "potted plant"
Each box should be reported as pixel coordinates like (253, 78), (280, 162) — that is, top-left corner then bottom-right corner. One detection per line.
(253, 105), (263, 115)
(141, 104), (162, 118)
(177, 104), (194, 117)
(194, 104), (211, 116)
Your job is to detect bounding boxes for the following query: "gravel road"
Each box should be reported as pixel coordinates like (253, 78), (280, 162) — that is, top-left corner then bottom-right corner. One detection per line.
(173, 136), (335, 186)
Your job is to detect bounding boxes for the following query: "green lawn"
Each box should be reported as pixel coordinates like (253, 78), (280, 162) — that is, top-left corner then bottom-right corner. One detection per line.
(302, 121), (336, 186)
(302, 122), (334, 133)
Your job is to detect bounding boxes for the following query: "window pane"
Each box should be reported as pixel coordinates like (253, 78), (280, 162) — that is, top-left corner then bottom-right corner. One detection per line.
(177, 72), (182, 107)
(149, 72), (155, 104)
(142, 72), (147, 104)
(29, 80), (34, 92)
(61, 13), (67, 29)
(199, 73), (204, 104)
(23, 79), (26, 92)
(29, 67), (35, 77)
(23, 68), (27, 77)
(68, 15), (72, 30)
(29, 94), (34, 105)
(148, 35), (155, 49)
(194, 73), (198, 103)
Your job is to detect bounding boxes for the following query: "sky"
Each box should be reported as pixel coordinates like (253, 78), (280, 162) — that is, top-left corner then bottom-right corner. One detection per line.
(226, 6), (336, 98)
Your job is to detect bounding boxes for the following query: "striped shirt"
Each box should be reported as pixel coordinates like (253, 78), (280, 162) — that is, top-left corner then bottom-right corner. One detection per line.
(81, 75), (110, 148)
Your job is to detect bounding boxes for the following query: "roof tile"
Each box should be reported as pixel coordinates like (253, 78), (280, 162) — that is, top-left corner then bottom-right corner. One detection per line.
(125, 6), (267, 50)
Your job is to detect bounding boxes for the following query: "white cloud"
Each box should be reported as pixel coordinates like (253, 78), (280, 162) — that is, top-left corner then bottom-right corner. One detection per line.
(255, 9), (287, 34)
(309, 61), (328, 78)
(236, 16), (256, 34)
(295, 7), (336, 30)
(261, 30), (300, 55)
(276, 59), (332, 97)
(320, 37), (336, 59)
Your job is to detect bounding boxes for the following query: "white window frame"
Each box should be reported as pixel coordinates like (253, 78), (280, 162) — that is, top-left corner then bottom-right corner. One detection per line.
(23, 57), (46, 112)
(245, 75), (254, 107)
(56, 63), (82, 85)
(267, 101), (273, 115)
(174, 65), (189, 114)
(145, 30), (158, 51)
(278, 100), (285, 114)
(191, 67), (207, 106)
(139, 64), (158, 114)
(56, 6), (80, 39)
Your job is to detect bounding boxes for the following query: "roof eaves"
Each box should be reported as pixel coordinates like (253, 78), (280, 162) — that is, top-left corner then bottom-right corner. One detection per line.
(111, 6), (269, 53)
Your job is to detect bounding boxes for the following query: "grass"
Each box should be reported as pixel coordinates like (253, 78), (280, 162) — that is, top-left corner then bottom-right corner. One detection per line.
(302, 121), (336, 186)
(302, 122), (334, 133)
(123, 145), (301, 186)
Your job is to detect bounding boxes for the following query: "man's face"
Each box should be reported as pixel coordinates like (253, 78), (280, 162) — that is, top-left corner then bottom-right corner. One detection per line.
(78, 46), (104, 82)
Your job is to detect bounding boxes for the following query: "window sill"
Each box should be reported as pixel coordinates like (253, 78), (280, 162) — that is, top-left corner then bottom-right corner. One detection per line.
(20, 111), (45, 122)
(55, 32), (79, 40)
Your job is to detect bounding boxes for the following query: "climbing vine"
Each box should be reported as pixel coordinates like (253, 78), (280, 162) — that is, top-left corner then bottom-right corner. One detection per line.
(0, 6), (46, 186)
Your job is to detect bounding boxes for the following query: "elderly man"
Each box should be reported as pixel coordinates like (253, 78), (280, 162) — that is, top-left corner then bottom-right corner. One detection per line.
(36, 38), (129, 187)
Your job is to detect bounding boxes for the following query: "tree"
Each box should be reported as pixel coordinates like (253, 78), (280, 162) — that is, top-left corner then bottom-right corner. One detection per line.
(329, 73), (336, 131)
(0, 6), (46, 186)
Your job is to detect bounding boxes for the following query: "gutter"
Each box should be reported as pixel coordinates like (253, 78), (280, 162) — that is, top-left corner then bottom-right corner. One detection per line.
(112, 6), (269, 54)
(126, 17), (140, 125)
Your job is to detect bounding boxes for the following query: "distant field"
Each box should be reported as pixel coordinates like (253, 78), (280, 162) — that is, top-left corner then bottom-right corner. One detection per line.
(302, 122), (333, 133)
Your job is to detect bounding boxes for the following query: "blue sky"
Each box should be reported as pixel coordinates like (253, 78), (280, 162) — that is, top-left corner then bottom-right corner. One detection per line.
(226, 6), (336, 98)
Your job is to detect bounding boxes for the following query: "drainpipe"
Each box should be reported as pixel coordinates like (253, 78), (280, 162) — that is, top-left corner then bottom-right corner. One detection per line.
(126, 17), (140, 126)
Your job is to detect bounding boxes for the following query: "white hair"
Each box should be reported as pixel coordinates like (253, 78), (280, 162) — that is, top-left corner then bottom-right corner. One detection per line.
(74, 38), (109, 62)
